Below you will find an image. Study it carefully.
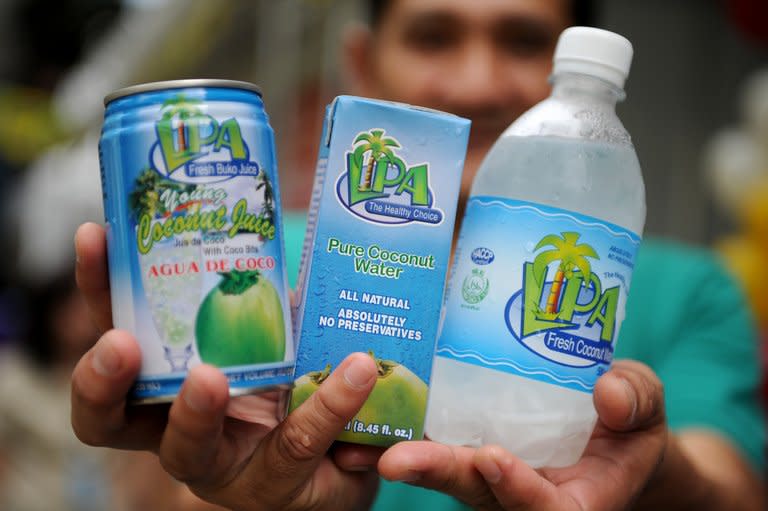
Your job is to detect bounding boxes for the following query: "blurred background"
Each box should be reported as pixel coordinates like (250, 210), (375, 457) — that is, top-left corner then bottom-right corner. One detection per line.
(0, 0), (764, 509)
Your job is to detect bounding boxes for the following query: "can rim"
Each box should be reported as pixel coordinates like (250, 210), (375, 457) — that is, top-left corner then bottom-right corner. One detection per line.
(104, 79), (262, 105)
(128, 382), (293, 405)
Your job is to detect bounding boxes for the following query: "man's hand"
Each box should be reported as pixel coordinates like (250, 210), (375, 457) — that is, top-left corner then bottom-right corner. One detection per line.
(376, 361), (669, 510)
(72, 223), (383, 511)
(376, 359), (764, 511)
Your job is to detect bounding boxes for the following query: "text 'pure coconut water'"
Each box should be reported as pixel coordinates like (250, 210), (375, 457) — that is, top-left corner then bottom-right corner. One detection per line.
(291, 96), (469, 446)
(426, 28), (646, 467)
(99, 80), (294, 403)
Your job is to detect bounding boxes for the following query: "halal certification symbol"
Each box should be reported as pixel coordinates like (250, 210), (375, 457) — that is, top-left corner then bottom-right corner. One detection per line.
(462, 268), (489, 304)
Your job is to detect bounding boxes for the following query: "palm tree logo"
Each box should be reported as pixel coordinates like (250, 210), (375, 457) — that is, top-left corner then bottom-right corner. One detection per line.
(256, 172), (275, 223)
(532, 232), (598, 319)
(129, 168), (163, 221)
(160, 94), (203, 153)
(129, 168), (197, 221)
(352, 129), (400, 191)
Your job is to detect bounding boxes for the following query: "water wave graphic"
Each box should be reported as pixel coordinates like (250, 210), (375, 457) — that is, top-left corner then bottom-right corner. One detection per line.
(437, 346), (593, 391)
(472, 198), (640, 244)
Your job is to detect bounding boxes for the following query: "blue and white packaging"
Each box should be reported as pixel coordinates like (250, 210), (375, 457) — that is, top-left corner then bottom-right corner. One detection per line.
(289, 96), (470, 446)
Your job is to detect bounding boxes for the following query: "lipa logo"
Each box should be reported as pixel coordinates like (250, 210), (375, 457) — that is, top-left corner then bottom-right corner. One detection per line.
(504, 232), (618, 368)
(335, 128), (443, 225)
(151, 95), (260, 183)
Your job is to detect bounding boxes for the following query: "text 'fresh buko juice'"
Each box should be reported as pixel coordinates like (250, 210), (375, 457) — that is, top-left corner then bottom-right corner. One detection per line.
(290, 96), (470, 446)
(99, 80), (294, 403)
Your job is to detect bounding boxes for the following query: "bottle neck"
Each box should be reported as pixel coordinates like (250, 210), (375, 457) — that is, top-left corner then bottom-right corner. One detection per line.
(550, 72), (625, 108)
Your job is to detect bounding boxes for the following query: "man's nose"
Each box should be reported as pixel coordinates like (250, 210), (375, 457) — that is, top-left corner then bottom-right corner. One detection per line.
(444, 40), (507, 112)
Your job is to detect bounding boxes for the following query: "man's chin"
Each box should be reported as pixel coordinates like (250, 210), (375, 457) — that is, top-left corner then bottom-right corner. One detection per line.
(471, 128), (504, 150)
(461, 146), (489, 192)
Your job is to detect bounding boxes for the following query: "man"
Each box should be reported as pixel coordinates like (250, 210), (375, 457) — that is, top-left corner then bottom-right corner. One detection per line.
(71, 0), (765, 510)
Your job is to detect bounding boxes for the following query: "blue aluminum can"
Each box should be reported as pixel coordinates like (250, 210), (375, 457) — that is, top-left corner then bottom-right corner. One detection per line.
(99, 79), (294, 403)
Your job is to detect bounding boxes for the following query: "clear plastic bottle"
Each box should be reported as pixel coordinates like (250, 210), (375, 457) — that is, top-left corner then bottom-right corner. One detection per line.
(425, 27), (646, 468)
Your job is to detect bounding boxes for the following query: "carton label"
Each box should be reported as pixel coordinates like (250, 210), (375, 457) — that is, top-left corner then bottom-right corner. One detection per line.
(290, 96), (469, 445)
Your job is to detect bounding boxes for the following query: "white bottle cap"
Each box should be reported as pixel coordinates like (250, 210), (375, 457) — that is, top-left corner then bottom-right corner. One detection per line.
(553, 27), (633, 89)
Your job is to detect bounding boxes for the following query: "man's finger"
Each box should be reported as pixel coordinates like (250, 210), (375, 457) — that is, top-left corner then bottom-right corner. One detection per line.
(236, 352), (377, 506)
(158, 365), (232, 486)
(71, 330), (165, 450)
(474, 445), (571, 511)
(332, 443), (385, 472)
(594, 359), (665, 432)
(75, 222), (113, 333)
(225, 391), (282, 426)
(378, 441), (497, 510)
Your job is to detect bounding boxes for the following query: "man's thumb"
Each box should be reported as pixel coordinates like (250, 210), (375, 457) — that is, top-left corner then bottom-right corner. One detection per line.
(594, 360), (666, 432)
(234, 352), (377, 508)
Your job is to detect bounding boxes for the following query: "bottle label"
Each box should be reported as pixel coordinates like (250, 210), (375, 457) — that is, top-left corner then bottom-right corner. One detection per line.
(437, 196), (641, 393)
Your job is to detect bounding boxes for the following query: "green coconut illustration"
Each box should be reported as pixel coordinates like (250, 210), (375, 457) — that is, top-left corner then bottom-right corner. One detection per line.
(290, 352), (428, 446)
(195, 270), (286, 366)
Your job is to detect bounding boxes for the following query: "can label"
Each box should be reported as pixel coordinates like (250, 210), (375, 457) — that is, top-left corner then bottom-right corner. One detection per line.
(436, 197), (640, 393)
(100, 87), (293, 401)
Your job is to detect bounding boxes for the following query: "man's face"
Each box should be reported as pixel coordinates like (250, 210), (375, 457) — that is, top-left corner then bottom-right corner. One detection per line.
(349, 0), (570, 193)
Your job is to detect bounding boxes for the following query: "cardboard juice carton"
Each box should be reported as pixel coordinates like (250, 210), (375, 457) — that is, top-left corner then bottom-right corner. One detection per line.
(289, 95), (470, 446)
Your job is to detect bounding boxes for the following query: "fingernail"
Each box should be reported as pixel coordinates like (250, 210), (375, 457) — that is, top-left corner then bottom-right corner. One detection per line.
(92, 339), (120, 376)
(477, 456), (502, 485)
(184, 381), (214, 413)
(345, 464), (376, 472)
(344, 357), (374, 388)
(622, 377), (638, 426)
